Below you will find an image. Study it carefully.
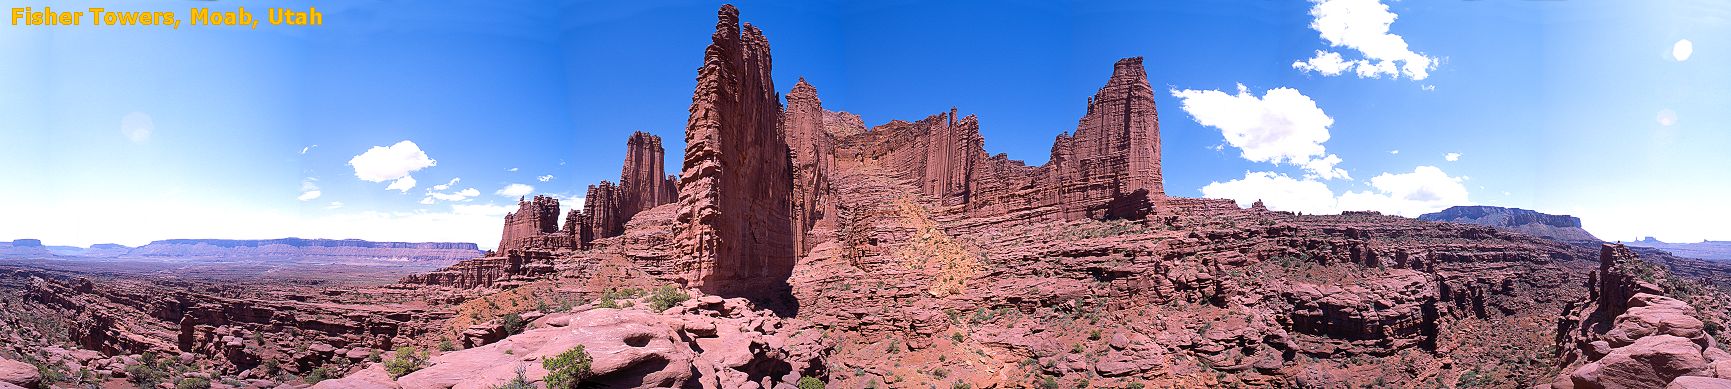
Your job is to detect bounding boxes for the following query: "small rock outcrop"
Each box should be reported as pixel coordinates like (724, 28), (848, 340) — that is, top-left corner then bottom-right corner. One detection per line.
(1551, 244), (1731, 388)
(0, 356), (40, 389)
(673, 5), (797, 304)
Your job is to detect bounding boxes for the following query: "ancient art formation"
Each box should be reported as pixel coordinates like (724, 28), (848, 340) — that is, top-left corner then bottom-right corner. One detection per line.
(672, 4), (796, 302)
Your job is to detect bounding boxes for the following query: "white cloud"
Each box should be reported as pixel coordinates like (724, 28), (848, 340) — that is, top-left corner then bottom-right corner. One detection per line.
(1658, 109), (1678, 126)
(1292, 0), (1437, 81)
(1171, 84), (1349, 179)
(1420, 85), (1436, 91)
(1444, 152), (1461, 162)
(1202, 166), (1469, 217)
(506, 167), (519, 172)
(496, 183), (534, 198)
(297, 178), (321, 201)
(326, 201), (344, 209)
(1338, 166), (1469, 216)
(537, 175), (554, 182)
(349, 140), (436, 192)
(424, 187), (480, 204)
(1389, 149), (1400, 155)
(120, 112), (154, 143)
(385, 176), (417, 193)
(299, 145), (318, 155)
(1202, 172), (1341, 214)
(1673, 39), (1694, 62)
(432, 178), (460, 191)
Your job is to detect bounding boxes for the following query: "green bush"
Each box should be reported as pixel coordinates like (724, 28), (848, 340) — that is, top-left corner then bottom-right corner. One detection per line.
(385, 346), (427, 379)
(648, 285), (690, 311)
(797, 376), (825, 389)
(306, 366), (332, 384)
(542, 345), (594, 389)
(175, 377), (211, 389)
(126, 363), (165, 386)
(502, 313), (527, 335)
(438, 339), (457, 351)
(493, 365), (534, 389)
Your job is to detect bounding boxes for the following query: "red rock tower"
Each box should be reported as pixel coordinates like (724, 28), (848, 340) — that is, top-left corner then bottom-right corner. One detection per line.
(1051, 56), (1163, 219)
(496, 195), (564, 253)
(674, 5), (796, 302)
(784, 78), (839, 256)
(617, 132), (673, 220)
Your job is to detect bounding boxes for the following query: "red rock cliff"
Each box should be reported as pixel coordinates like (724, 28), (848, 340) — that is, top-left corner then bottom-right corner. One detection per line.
(496, 195), (570, 253)
(833, 57), (1164, 222)
(674, 5), (796, 302)
(784, 78), (839, 256)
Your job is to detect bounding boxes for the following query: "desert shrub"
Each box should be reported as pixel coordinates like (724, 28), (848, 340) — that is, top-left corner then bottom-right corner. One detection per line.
(952, 382), (972, 389)
(648, 285), (690, 311)
(385, 346), (427, 379)
(1038, 375), (1059, 389)
(797, 376), (825, 389)
(542, 344), (594, 389)
(305, 366), (332, 384)
(501, 313), (527, 335)
(437, 339), (456, 352)
(1088, 329), (1102, 341)
(175, 377), (211, 389)
(126, 363), (166, 386)
(493, 365), (534, 389)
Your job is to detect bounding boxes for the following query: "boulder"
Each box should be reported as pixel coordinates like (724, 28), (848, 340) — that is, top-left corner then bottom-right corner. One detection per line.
(0, 357), (39, 389)
(1571, 335), (1712, 389)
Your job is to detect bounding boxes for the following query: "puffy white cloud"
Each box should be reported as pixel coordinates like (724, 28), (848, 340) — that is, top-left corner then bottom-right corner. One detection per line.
(297, 178), (321, 201)
(1202, 172), (1341, 214)
(537, 175), (554, 182)
(431, 178), (460, 191)
(1390, 149), (1400, 155)
(1444, 152), (1461, 162)
(1337, 166), (1469, 216)
(1292, 0), (1437, 80)
(348, 140), (437, 191)
(505, 167), (519, 172)
(1658, 109), (1678, 126)
(423, 187), (480, 204)
(121, 112), (153, 143)
(1674, 39), (1694, 62)
(1202, 166), (1469, 217)
(496, 183), (534, 198)
(1171, 84), (1349, 179)
(385, 176), (417, 193)
(326, 201), (344, 209)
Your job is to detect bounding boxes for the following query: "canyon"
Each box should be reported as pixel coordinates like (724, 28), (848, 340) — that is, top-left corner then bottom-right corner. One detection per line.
(2, 4), (1729, 389)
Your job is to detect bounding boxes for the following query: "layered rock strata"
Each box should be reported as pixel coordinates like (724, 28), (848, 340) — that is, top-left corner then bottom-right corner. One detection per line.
(832, 57), (1163, 223)
(1549, 244), (1731, 388)
(672, 4), (796, 303)
(496, 195), (570, 254)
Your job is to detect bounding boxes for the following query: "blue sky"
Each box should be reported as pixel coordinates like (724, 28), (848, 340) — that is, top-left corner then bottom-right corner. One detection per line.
(1, 0), (1726, 248)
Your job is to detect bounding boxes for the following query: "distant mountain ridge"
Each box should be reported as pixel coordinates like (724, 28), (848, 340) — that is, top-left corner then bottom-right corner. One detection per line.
(1628, 237), (1731, 261)
(1418, 205), (1600, 242)
(1, 238), (483, 262)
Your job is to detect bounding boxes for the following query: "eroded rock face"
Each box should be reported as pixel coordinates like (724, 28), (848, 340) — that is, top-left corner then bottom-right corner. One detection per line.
(1551, 244), (1729, 389)
(784, 78), (839, 256)
(617, 132), (677, 226)
(497, 196), (572, 254)
(832, 56), (1162, 222)
(673, 4), (796, 304)
(399, 249), (556, 289)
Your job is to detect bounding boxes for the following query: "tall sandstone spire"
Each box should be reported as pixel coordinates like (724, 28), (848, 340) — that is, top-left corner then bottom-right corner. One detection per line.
(784, 78), (839, 256)
(1052, 56), (1163, 219)
(673, 5), (795, 303)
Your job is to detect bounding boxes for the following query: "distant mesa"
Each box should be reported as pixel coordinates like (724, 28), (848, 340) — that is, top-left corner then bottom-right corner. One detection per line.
(0, 238), (482, 262)
(1628, 237), (1731, 262)
(1418, 205), (1599, 242)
